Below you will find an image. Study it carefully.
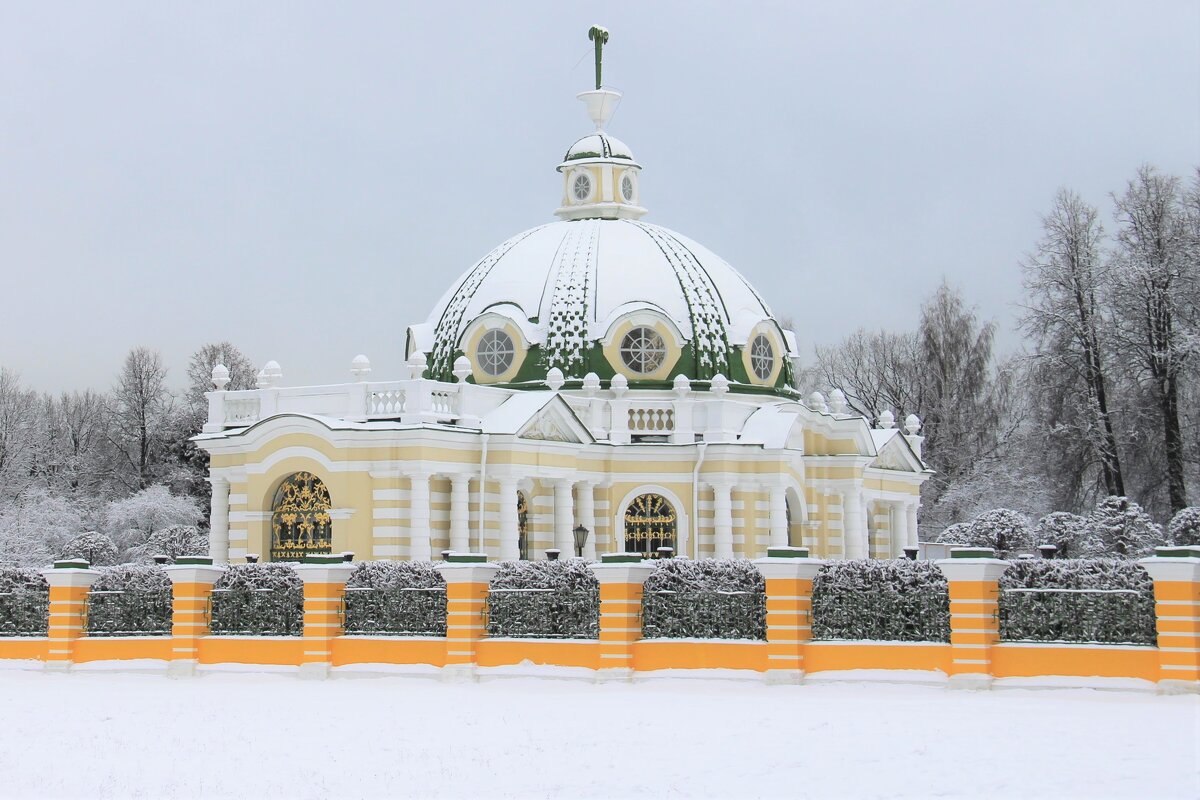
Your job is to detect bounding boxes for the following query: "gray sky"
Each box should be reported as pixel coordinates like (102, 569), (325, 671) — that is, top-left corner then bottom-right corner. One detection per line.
(2, 1), (1198, 393)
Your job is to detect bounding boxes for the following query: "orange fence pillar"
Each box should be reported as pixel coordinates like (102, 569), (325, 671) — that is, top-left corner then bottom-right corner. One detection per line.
(435, 553), (499, 680)
(587, 553), (653, 681)
(163, 556), (226, 677)
(39, 559), (100, 671)
(297, 555), (356, 679)
(936, 547), (1010, 689)
(1140, 546), (1200, 694)
(753, 546), (826, 684)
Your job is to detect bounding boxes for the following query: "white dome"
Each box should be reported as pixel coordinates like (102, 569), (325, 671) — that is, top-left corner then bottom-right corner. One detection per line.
(563, 132), (636, 163)
(418, 218), (789, 383)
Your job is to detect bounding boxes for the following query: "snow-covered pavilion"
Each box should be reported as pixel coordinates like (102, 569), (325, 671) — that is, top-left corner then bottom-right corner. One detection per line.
(195, 38), (930, 564)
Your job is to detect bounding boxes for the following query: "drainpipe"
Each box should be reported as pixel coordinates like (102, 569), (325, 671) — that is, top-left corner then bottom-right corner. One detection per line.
(691, 442), (708, 560)
(476, 433), (489, 552)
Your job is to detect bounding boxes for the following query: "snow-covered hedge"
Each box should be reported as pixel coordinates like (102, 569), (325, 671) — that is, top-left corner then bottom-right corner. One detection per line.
(1085, 497), (1164, 558)
(0, 568), (49, 637)
(999, 559), (1156, 645)
(1033, 512), (1091, 558)
(1168, 507), (1200, 547)
(210, 564), (303, 637)
(486, 560), (599, 639)
(343, 561), (446, 636)
(59, 531), (119, 567)
(936, 509), (1033, 557)
(811, 560), (950, 642)
(641, 559), (765, 640)
(87, 564), (173, 636)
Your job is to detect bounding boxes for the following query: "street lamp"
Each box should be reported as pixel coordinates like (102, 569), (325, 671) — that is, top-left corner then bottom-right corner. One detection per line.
(573, 524), (590, 558)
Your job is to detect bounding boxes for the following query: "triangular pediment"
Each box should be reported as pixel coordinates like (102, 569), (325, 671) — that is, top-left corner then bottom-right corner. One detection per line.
(869, 432), (925, 472)
(515, 397), (592, 444)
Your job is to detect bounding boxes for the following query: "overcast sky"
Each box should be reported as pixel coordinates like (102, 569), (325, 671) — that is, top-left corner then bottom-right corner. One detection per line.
(2, 1), (1197, 393)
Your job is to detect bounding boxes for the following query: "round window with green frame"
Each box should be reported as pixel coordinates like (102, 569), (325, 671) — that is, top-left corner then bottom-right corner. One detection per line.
(619, 326), (667, 374)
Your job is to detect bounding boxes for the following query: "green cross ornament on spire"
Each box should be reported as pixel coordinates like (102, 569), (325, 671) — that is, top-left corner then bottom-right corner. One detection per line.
(588, 25), (609, 90)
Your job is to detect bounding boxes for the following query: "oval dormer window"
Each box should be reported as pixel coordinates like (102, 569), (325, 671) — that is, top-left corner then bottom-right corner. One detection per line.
(619, 327), (667, 374)
(477, 329), (515, 376)
(572, 172), (593, 203)
(750, 334), (774, 380)
(620, 172), (635, 202)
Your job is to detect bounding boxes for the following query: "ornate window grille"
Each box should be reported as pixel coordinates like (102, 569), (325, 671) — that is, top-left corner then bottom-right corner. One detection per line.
(624, 493), (676, 556)
(750, 334), (774, 380)
(477, 329), (515, 376)
(270, 472), (333, 562)
(619, 327), (667, 374)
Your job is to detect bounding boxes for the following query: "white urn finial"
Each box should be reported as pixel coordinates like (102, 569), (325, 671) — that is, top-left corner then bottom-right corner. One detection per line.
(407, 351), (428, 380)
(256, 369), (270, 389)
(546, 367), (565, 391)
(828, 388), (847, 415)
(610, 373), (628, 398)
(350, 354), (371, 381)
(673, 373), (691, 398)
(211, 364), (230, 391)
(710, 374), (729, 396)
(262, 361), (282, 387)
(453, 356), (472, 384)
(808, 391), (827, 413)
(878, 409), (896, 429)
(582, 372), (601, 395)
(904, 414), (922, 436)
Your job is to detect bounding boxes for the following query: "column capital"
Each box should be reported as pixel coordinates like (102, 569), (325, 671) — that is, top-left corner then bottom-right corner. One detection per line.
(206, 474), (230, 488)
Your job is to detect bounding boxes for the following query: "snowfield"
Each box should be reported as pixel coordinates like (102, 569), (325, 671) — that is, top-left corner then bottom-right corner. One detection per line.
(0, 666), (1194, 799)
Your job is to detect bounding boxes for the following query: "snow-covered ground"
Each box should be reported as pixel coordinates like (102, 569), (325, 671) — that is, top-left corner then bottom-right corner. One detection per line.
(0, 667), (1194, 799)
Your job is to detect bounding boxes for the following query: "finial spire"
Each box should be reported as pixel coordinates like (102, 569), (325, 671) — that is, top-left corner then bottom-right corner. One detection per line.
(588, 25), (609, 90)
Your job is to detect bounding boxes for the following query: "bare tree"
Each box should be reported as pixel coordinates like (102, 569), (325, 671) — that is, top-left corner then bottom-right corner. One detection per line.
(1109, 166), (1197, 513)
(812, 329), (924, 421)
(1021, 189), (1125, 498)
(0, 369), (40, 502)
(184, 341), (257, 419)
(108, 347), (173, 490)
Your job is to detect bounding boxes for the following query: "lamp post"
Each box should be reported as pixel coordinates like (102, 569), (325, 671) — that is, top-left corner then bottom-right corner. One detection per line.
(573, 524), (590, 558)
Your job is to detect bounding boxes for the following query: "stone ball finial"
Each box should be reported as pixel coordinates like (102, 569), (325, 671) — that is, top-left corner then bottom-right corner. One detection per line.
(546, 367), (565, 391)
(710, 374), (729, 396)
(610, 373), (628, 397)
(211, 364), (230, 391)
(808, 391), (827, 413)
(407, 351), (428, 380)
(256, 369), (270, 389)
(673, 373), (691, 398)
(878, 409), (896, 429)
(904, 413), (922, 436)
(582, 372), (601, 395)
(828, 388), (847, 415)
(453, 356), (472, 384)
(351, 354), (371, 381)
(263, 360), (283, 387)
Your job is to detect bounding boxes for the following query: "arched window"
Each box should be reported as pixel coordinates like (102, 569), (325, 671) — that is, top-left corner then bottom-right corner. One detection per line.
(516, 491), (529, 560)
(624, 493), (676, 557)
(270, 472), (332, 562)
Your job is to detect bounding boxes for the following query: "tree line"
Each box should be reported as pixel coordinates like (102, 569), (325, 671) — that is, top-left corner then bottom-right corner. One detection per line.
(805, 165), (1198, 537)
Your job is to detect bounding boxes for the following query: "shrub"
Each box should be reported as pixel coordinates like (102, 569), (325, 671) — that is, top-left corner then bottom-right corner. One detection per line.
(1086, 497), (1164, 558)
(87, 564), (172, 636)
(343, 560), (446, 636)
(1033, 512), (1091, 558)
(210, 563), (303, 636)
(641, 559), (765, 640)
(999, 559), (1155, 645)
(487, 560), (598, 639)
(1168, 507), (1200, 547)
(136, 525), (208, 561)
(0, 568), (49, 636)
(811, 560), (950, 642)
(59, 531), (119, 567)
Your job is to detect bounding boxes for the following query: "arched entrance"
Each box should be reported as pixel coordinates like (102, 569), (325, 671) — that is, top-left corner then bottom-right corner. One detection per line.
(270, 472), (333, 561)
(516, 491), (529, 560)
(624, 493), (676, 557)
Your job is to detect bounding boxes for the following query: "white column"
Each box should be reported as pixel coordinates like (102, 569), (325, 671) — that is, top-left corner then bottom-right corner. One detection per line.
(498, 477), (520, 561)
(577, 481), (597, 560)
(768, 484), (788, 549)
(892, 502), (909, 557)
(208, 476), (230, 564)
(906, 501), (919, 549)
(408, 472), (432, 560)
(842, 486), (866, 559)
(449, 473), (471, 552)
(553, 479), (574, 555)
(713, 481), (734, 559)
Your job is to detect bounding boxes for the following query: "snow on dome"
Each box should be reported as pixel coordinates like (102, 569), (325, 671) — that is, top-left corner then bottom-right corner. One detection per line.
(564, 132), (635, 163)
(422, 218), (790, 384)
